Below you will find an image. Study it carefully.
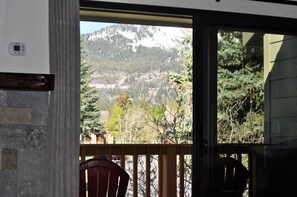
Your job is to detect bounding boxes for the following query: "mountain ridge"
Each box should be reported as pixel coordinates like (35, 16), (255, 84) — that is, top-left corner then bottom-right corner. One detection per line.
(84, 24), (190, 51)
(81, 23), (191, 109)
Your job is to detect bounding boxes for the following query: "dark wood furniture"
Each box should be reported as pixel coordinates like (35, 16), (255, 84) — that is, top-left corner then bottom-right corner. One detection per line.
(216, 157), (249, 197)
(80, 158), (129, 197)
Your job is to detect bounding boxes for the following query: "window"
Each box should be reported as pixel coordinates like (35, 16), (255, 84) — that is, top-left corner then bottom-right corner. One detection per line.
(80, 8), (194, 197)
(80, 11), (193, 145)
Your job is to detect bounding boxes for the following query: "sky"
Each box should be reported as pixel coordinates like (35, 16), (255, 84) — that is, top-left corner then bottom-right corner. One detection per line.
(80, 21), (114, 34)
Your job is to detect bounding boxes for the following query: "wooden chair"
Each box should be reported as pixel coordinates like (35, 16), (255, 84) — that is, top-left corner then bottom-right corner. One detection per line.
(80, 157), (129, 197)
(216, 157), (249, 197)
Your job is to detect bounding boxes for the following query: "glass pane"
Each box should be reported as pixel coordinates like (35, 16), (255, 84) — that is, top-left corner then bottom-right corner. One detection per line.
(80, 21), (193, 145)
(217, 30), (264, 144)
(216, 29), (297, 197)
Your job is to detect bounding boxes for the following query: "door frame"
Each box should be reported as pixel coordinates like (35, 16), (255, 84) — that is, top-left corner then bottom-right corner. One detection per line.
(79, 1), (297, 196)
(193, 12), (297, 196)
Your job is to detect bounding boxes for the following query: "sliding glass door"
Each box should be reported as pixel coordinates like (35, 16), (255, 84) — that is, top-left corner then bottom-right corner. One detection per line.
(195, 20), (297, 196)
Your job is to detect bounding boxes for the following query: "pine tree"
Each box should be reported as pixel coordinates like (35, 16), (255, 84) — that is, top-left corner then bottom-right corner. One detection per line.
(217, 31), (264, 143)
(80, 40), (104, 140)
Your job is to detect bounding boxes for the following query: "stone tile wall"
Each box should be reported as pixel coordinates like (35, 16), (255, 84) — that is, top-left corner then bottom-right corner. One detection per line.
(0, 90), (49, 196)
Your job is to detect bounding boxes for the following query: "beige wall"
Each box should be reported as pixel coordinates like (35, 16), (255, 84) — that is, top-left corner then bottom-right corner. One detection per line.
(264, 34), (297, 143)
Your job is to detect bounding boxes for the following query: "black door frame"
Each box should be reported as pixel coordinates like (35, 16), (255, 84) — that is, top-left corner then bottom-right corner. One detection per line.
(194, 11), (297, 196)
(79, 1), (297, 196)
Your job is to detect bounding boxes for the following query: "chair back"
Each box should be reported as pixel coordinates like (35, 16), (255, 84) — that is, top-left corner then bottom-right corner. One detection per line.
(216, 157), (249, 197)
(80, 158), (129, 197)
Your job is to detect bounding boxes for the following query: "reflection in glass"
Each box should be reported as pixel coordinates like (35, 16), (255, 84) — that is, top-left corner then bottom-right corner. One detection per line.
(216, 30), (297, 196)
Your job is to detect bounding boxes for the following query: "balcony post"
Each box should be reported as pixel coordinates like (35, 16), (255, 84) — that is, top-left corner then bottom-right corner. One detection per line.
(162, 146), (177, 197)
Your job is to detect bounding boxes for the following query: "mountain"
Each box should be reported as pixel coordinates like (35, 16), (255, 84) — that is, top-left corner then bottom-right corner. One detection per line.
(85, 24), (190, 50)
(81, 24), (191, 109)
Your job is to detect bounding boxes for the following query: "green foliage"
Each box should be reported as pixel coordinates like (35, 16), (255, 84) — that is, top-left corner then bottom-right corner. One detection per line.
(106, 92), (132, 140)
(218, 31), (243, 70)
(106, 104), (125, 138)
(147, 103), (166, 123)
(147, 36), (193, 144)
(104, 35), (194, 144)
(80, 40), (104, 139)
(217, 31), (264, 143)
(107, 93), (159, 143)
(123, 101), (159, 143)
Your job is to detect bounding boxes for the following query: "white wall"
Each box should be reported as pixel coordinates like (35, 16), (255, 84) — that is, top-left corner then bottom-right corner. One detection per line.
(99, 0), (297, 19)
(0, 0), (49, 74)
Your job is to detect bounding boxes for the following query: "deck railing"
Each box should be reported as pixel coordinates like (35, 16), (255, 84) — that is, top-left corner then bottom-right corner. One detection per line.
(80, 144), (192, 197)
(80, 144), (266, 197)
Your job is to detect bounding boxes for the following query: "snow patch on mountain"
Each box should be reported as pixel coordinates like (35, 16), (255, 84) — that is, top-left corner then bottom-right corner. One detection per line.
(87, 24), (191, 51)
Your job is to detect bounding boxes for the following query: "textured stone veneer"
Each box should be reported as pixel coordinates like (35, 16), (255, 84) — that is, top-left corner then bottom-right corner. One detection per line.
(0, 90), (48, 196)
(0, 107), (31, 124)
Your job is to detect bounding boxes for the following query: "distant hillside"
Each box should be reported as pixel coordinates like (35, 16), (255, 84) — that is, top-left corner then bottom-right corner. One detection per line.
(81, 24), (192, 109)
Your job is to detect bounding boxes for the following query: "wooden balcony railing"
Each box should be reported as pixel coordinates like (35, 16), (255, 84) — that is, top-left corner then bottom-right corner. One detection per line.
(80, 144), (266, 197)
(80, 144), (192, 197)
